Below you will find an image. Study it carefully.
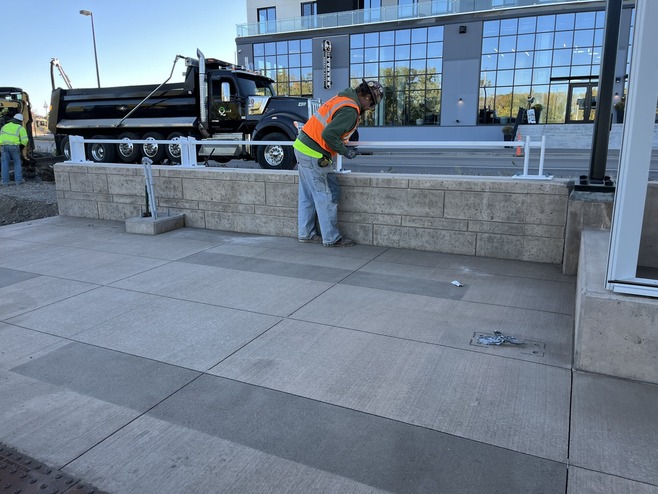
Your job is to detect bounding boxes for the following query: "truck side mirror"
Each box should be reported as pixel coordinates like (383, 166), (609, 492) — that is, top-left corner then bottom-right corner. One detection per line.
(221, 82), (231, 102)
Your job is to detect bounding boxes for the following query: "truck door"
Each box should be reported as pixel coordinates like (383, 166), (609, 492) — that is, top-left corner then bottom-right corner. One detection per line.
(209, 77), (243, 128)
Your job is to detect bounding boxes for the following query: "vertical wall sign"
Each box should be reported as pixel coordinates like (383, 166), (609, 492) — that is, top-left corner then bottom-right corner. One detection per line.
(323, 40), (332, 89)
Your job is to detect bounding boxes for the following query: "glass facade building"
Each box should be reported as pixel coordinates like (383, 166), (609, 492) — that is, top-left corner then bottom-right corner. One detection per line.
(238, 1), (635, 138)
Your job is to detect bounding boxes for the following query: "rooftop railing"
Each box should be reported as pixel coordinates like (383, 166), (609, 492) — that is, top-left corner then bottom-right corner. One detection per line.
(237, 0), (601, 37)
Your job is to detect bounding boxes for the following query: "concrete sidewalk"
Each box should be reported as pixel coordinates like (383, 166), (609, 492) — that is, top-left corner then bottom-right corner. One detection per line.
(0, 216), (656, 493)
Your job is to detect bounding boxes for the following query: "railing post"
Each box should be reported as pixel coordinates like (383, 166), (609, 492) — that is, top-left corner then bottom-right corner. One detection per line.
(538, 135), (547, 176)
(69, 135), (86, 163)
(522, 136), (530, 176)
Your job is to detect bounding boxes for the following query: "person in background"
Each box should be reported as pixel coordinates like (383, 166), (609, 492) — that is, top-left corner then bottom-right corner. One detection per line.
(1, 113), (28, 186)
(294, 79), (384, 247)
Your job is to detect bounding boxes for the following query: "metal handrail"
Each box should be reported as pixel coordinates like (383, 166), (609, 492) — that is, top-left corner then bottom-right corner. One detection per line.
(67, 134), (550, 179)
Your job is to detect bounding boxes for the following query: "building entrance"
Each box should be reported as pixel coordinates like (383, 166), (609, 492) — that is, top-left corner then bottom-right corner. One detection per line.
(567, 83), (598, 123)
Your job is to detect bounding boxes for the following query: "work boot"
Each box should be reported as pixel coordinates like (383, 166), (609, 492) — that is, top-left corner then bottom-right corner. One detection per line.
(299, 234), (322, 244)
(324, 237), (355, 247)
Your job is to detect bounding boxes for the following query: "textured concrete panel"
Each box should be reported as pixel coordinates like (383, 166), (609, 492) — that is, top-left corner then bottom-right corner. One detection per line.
(0, 276), (96, 320)
(211, 319), (571, 461)
(205, 211), (296, 236)
(106, 174), (144, 195)
(476, 232), (524, 259)
(66, 414), (392, 494)
(525, 193), (568, 226)
(292, 283), (573, 367)
(66, 375), (566, 494)
(11, 342), (200, 410)
(570, 372), (658, 486)
(0, 324), (68, 371)
(180, 252), (354, 283)
(110, 261), (332, 317)
(0, 267), (38, 288)
(98, 201), (141, 221)
(57, 199), (99, 218)
(265, 182), (297, 206)
(568, 467), (658, 494)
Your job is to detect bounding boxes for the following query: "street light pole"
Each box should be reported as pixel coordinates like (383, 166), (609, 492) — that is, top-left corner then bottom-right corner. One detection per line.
(79, 9), (101, 88)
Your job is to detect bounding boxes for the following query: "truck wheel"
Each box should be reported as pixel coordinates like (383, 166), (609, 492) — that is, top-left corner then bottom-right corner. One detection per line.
(87, 135), (116, 163)
(165, 132), (184, 163)
(117, 132), (141, 163)
(61, 136), (71, 160)
(257, 132), (296, 170)
(141, 132), (166, 163)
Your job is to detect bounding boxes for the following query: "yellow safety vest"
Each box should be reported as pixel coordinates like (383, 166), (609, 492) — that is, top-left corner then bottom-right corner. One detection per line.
(0, 122), (28, 146)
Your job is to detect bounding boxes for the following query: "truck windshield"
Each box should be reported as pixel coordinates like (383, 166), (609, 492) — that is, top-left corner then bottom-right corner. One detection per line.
(237, 76), (275, 98)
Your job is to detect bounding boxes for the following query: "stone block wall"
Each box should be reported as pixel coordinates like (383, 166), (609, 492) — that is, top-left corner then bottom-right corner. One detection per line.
(54, 163), (571, 264)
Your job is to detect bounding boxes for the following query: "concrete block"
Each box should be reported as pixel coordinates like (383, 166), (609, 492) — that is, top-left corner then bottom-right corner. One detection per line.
(523, 236), (564, 264)
(125, 214), (186, 235)
(265, 182), (297, 206)
(374, 225), (476, 254)
(107, 174), (145, 196)
(69, 172), (109, 194)
(445, 191), (526, 222)
(342, 187), (444, 216)
(153, 177), (184, 200)
(341, 212), (402, 226)
(57, 199), (99, 219)
(525, 194), (568, 226)
(205, 211), (296, 237)
(98, 202), (141, 221)
(468, 220), (524, 235)
(183, 178), (265, 204)
(166, 208), (205, 229)
(476, 233), (524, 260)
(563, 191), (614, 275)
(575, 230), (658, 384)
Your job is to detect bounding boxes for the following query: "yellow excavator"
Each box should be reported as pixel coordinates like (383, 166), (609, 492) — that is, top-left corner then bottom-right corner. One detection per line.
(0, 87), (36, 171)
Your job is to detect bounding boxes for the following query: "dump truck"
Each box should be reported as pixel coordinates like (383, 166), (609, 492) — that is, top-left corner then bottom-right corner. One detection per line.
(0, 87), (36, 171)
(48, 49), (320, 170)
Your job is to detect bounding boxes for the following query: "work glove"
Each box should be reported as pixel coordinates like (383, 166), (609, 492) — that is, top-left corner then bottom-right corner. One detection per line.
(345, 147), (358, 159)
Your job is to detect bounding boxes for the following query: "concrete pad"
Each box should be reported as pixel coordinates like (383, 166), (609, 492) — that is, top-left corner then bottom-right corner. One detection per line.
(125, 213), (185, 235)
(3, 243), (168, 285)
(356, 260), (575, 314)
(210, 319), (571, 461)
(291, 284), (573, 367)
(110, 261), (333, 317)
(66, 376), (566, 493)
(0, 275), (96, 320)
(570, 371), (658, 486)
(180, 251), (357, 283)
(568, 467), (658, 494)
(8, 287), (280, 370)
(0, 267), (38, 289)
(0, 371), (139, 468)
(376, 247), (574, 282)
(0, 323), (68, 370)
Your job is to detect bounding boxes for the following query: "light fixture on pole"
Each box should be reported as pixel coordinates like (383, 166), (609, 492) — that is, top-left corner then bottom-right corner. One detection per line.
(79, 9), (101, 88)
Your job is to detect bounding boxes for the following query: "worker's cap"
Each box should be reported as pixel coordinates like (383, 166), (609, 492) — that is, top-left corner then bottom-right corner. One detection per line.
(12, 114), (24, 122)
(361, 79), (384, 106)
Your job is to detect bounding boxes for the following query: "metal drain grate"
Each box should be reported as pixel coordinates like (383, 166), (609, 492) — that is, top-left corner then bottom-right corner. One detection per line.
(0, 443), (105, 494)
(470, 332), (546, 357)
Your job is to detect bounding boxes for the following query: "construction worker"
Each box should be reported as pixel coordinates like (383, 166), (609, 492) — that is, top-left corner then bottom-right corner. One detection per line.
(294, 79), (384, 247)
(1, 113), (28, 186)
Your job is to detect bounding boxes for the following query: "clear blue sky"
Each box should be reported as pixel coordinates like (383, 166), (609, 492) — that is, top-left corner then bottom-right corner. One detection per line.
(3, 1), (247, 117)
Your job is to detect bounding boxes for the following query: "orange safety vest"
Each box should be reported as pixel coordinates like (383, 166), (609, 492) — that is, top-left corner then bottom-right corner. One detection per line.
(302, 95), (360, 157)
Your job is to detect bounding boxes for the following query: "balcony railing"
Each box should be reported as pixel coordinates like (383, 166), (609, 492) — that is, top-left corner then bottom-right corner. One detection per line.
(237, 0), (600, 37)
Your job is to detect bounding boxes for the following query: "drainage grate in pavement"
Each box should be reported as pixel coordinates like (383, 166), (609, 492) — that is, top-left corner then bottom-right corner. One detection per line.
(0, 443), (105, 494)
(470, 332), (546, 357)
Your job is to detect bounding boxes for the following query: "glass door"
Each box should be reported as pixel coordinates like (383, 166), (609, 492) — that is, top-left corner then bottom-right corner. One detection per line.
(567, 83), (598, 122)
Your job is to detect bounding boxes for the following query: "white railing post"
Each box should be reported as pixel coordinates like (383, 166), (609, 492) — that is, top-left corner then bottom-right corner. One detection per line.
(522, 136), (531, 176)
(69, 135), (86, 162)
(142, 158), (158, 219)
(538, 135), (547, 176)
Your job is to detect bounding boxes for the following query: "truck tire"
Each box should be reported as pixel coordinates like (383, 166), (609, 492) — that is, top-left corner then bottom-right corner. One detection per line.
(257, 132), (296, 170)
(117, 132), (141, 163)
(87, 135), (116, 163)
(141, 132), (166, 163)
(165, 132), (184, 163)
(61, 136), (71, 160)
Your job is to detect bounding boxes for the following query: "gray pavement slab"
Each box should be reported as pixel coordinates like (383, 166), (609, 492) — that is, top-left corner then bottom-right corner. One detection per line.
(209, 318), (571, 461)
(570, 371), (658, 486)
(1, 217), (656, 493)
(66, 375), (566, 494)
(567, 467), (658, 494)
(109, 261), (334, 317)
(8, 287), (281, 370)
(290, 283), (573, 367)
